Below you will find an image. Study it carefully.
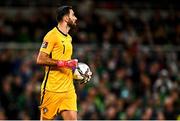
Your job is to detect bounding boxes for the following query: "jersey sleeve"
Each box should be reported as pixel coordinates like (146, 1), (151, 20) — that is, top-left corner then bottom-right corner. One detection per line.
(40, 33), (56, 55)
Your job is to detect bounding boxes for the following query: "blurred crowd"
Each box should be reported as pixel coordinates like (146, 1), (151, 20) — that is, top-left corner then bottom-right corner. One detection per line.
(76, 44), (180, 120)
(0, 44), (180, 120)
(0, 1), (180, 46)
(0, 0), (180, 120)
(0, 49), (41, 119)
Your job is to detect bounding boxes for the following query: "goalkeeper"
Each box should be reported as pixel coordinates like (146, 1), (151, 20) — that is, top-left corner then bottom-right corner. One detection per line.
(36, 6), (91, 120)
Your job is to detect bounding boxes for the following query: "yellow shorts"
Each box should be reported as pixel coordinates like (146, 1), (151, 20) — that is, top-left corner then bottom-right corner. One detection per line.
(39, 89), (77, 119)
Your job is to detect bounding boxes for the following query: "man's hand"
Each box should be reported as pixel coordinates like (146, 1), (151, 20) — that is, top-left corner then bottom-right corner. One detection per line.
(57, 59), (78, 69)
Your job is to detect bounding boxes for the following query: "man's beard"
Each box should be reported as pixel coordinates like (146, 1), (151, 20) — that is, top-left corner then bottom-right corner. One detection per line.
(67, 19), (77, 29)
(67, 19), (77, 34)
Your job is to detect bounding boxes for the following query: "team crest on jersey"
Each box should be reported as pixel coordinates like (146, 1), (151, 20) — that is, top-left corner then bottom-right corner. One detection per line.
(43, 107), (48, 114)
(41, 41), (48, 48)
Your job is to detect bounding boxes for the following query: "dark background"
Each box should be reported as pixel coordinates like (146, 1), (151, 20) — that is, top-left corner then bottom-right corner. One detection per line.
(0, 0), (179, 120)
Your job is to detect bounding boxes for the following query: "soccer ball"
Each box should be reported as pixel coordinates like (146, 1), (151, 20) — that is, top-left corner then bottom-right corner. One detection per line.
(73, 62), (92, 81)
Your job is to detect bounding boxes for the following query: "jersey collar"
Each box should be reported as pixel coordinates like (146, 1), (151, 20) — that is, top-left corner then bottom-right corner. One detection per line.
(56, 26), (67, 37)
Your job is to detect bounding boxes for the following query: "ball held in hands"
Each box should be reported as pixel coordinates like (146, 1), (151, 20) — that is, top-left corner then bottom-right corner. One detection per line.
(73, 62), (92, 84)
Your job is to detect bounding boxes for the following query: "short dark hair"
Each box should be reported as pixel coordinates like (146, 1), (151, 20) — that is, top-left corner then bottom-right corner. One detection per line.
(56, 6), (72, 22)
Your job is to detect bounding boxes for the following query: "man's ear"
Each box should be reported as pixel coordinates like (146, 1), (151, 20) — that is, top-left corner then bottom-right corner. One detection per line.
(64, 15), (69, 22)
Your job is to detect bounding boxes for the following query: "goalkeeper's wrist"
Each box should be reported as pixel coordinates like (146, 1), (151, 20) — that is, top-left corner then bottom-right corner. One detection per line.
(56, 59), (78, 68)
(56, 60), (67, 67)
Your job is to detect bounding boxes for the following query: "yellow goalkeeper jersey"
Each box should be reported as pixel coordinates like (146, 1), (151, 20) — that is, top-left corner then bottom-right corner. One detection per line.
(40, 27), (74, 92)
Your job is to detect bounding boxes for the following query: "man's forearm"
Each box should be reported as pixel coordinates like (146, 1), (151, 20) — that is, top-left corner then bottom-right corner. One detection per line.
(37, 56), (58, 66)
(36, 52), (58, 66)
(38, 58), (78, 69)
(41, 58), (57, 66)
(37, 52), (78, 68)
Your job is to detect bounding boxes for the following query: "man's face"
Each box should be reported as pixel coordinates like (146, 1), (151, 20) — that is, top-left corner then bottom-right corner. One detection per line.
(67, 9), (77, 28)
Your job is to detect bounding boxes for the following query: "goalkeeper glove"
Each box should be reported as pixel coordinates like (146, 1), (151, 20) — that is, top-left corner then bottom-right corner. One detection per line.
(57, 59), (78, 69)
